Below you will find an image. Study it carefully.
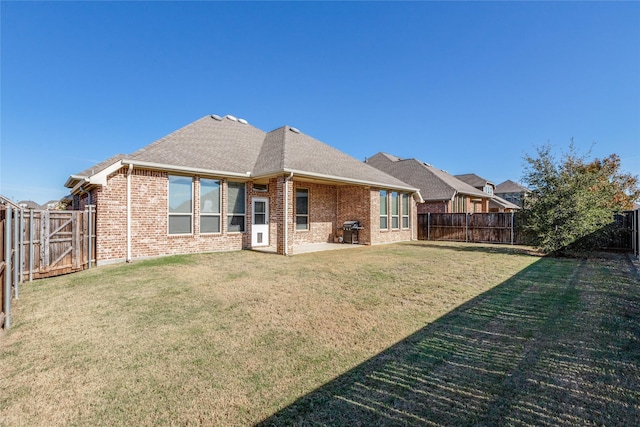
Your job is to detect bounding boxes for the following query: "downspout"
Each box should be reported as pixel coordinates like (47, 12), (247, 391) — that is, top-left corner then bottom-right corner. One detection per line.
(284, 172), (294, 255)
(126, 164), (133, 262)
(78, 185), (92, 269)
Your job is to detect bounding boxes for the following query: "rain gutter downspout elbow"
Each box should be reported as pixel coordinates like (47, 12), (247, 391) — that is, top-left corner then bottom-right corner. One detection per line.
(126, 164), (133, 262)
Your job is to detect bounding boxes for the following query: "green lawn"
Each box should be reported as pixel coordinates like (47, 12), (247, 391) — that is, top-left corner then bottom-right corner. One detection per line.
(1, 242), (638, 426)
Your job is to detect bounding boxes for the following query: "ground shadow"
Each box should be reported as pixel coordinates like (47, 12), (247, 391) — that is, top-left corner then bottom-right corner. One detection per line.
(256, 253), (640, 426)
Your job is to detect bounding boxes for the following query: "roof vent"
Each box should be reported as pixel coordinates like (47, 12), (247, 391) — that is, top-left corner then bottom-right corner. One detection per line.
(226, 115), (238, 122)
(238, 118), (248, 125)
(289, 127), (300, 134)
(423, 162), (432, 167)
(210, 114), (222, 121)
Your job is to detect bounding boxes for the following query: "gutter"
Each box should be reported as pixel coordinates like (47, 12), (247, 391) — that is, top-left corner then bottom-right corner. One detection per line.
(254, 168), (420, 194)
(121, 160), (251, 180)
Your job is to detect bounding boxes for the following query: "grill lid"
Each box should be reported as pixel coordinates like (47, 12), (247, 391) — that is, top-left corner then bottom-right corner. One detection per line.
(342, 220), (363, 230)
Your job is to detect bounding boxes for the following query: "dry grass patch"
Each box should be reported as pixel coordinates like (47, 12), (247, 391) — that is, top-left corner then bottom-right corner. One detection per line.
(1, 242), (538, 426)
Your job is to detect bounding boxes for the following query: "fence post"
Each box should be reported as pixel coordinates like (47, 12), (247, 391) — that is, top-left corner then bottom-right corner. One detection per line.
(19, 209), (24, 285)
(511, 211), (514, 245)
(29, 209), (34, 282)
(14, 208), (20, 299)
(4, 206), (11, 329)
(427, 212), (430, 240)
(87, 205), (93, 269)
(465, 212), (469, 243)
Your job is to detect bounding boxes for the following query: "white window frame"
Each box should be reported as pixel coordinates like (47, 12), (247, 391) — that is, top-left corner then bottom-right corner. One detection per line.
(227, 181), (246, 233)
(402, 193), (410, 229)
(200, 178), (221, 234)
(168, 175), (193, 235)
(380, 190), (388, 230)
(295, 188), (309, 231)
(391, 191), (400, 229)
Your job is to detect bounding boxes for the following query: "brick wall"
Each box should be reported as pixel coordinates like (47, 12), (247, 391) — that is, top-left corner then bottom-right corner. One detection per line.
(91, 168), (249, 264)
(369, 188), (413, 244)
(292, 182), (337, 245)
(81, 168), (417, 262)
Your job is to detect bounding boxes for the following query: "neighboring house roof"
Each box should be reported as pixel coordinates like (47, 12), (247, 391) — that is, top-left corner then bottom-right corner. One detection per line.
(365, 152), (488, 201)
(490, 195), (521, 211)
(455, 173), (495, 189)
(495, 179), (529, 194)
(66, 115), (420, 195)
(17, 200), (42, 210)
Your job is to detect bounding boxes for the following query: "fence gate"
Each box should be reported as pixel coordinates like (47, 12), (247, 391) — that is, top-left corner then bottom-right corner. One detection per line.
(22, 209), (95, 280)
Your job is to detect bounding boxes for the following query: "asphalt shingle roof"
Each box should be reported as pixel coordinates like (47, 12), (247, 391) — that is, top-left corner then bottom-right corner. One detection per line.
(366, 152), (488, 201)
(71, 115), (417, 192)
(455, 173), (494, 189)
(495, 179), (529, 193)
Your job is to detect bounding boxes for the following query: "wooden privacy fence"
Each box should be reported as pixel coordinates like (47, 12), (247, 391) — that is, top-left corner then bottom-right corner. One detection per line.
(418, 212), (524, 245)
(1, 205), (95, 329)
(418, 210), (639, 251)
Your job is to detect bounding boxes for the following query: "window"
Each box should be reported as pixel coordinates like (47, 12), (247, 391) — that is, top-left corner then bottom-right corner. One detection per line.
(453, 195), (467, 213)
(402, 193), (410, 229)
(380, 190), (388, 229)
(484, 185), (493, 196)
(200, 178), (221, 233)
(169, 175), (193, 234)
(391, 191), (399, 229)
(296, 188), (309, 230)
(227, 182), (245, 232)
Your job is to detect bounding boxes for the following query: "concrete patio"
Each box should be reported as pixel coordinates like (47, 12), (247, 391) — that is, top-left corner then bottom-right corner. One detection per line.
(252, 242), (367, 255)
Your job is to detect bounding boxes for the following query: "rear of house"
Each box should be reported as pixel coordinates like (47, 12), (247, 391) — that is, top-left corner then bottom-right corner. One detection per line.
(65, 115), (422, 264)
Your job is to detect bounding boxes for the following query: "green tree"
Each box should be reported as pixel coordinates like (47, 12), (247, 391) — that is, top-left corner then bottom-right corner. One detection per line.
(520, 143), (639, 254)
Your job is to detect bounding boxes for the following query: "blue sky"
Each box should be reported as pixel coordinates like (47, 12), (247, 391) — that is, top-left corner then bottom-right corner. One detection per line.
(1, 1), (639, 204)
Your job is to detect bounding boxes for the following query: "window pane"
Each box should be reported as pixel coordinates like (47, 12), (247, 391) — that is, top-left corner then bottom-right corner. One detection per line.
(169, 176), (192, 213)
(296, 215), (308, 230)
(392, 192), (399, 215)
(392, 217), (399, 229)
(296, 189), (308, 215)
(200, 216), (220, 233)
(228, 215), (245, 232)
(201, 179), (220, 213)
(380, 216), (388, 230)
(169, 215), (192, 234)
(255, 214), (266, 225)
(402, 217), (409, 228)
(380, 190), (387, 215)
(228, 182), (246, 214)
(402, 193), (409, 213)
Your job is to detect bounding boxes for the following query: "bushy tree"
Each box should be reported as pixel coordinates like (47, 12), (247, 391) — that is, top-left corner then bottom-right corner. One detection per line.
(520, 143), (639, 254)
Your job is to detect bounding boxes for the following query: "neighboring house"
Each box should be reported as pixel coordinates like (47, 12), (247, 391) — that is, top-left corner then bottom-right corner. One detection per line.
(365, 153), (492, 213)
(495, 180), (530, 208)
(17, 200), (41, 210)
(456, 174), (520, 212)
(65, 114), (422, 264)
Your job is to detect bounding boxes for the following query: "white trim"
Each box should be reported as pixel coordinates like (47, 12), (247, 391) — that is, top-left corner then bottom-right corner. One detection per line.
(122, 159), (250, 179)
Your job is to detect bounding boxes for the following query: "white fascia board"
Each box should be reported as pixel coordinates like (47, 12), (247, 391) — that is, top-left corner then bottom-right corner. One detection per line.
(121, 159), (252, 180)
(87, 160), (126, 186)
(277, 168), (420, 193)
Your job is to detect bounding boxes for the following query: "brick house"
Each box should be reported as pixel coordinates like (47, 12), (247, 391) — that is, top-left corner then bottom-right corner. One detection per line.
(65, 115), (422, 264)
(455, 174), (520, 212)
(365, 152), (496, 214)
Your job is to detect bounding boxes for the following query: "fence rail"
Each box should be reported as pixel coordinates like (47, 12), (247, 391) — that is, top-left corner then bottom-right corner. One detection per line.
(1, 206), (95, 329)
(418, 212), (524, 245)
(417, 210), (638, 251)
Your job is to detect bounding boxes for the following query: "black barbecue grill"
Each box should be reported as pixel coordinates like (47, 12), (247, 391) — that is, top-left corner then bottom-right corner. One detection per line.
(342, 220), (363, 244)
